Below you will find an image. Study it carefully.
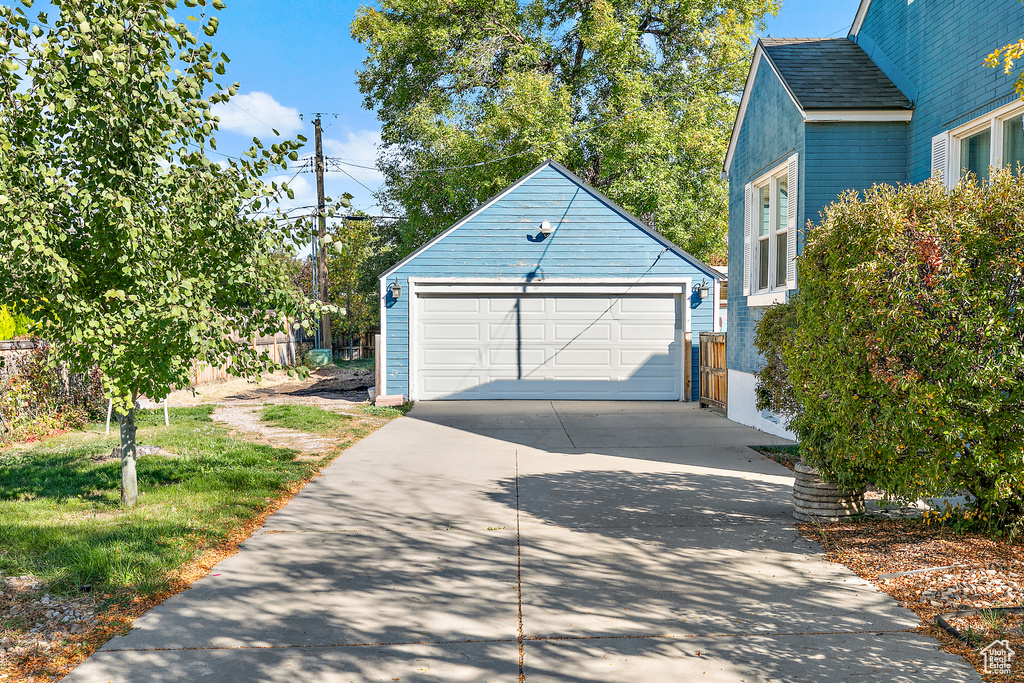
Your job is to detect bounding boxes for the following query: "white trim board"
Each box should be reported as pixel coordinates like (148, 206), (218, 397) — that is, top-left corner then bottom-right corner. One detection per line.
(407, 276), (695, 296)
(379, 159), (723, 283)
(378, 277), (389, 396)
(804, 109), (912, 122)
(850, 0), (872, 37)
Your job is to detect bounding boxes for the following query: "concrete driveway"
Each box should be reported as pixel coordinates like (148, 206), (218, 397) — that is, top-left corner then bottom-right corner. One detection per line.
(64, 402), (978, 682)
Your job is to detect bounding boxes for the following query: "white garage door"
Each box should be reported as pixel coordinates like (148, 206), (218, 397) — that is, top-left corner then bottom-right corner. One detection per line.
(414, 293), (684, 400)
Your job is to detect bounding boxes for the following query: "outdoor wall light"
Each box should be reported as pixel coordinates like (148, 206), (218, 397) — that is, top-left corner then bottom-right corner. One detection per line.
(693, 279), (711, 300)
(539, 220), (554, 236)
(388, 278), (402, 300)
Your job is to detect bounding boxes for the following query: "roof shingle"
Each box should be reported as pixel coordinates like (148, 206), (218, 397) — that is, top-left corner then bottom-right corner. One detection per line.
(760, 37), (912, 110)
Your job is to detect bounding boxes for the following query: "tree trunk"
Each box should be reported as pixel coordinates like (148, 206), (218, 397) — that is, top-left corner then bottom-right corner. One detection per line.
(118, 407), (138, 507)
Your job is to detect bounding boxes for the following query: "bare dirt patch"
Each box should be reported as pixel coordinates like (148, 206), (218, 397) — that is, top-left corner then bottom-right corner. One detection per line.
(158, 364), (374, 408)
(212, 405), (339, 456)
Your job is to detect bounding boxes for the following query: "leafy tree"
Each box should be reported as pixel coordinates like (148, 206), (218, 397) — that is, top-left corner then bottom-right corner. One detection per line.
(987, 38), (1024, 98)
(0, 0), (325, 506)
(986, 0), (1024, 98)
(351, 0), (779, 265)
(0, 306), (30, 340)
(292, 217), (400, 344)
(766, 170), (1024, 532)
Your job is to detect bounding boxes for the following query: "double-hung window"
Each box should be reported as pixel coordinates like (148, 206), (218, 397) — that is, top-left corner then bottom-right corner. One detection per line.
(744, 154), (798, 306)
(932, 101), (1024, 185)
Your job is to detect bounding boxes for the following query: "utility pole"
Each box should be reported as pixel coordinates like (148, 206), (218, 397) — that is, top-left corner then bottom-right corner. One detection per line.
(314, 114), (331, 354)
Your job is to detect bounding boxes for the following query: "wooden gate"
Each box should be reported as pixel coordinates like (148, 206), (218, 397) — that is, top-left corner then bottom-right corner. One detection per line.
(698, 332), (727, 411)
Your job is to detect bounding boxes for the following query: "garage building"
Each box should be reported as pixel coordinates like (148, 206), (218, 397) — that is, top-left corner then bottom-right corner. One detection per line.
(378, 160), (723, 402)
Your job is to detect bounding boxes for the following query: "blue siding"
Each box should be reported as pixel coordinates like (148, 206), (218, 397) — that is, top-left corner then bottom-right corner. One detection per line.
(726, 0), (1023, 408)
(803, 122), (908, 224)
(727, 62), (911, 376)
(855, 0), (1024, 182)
(727, 61), (805, 376)
(383, 164), (719, 400)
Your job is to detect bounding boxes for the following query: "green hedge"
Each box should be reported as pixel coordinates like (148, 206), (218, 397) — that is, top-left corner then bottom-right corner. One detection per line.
(0, 306), (30, 340)
(758, 169), (1024, 531)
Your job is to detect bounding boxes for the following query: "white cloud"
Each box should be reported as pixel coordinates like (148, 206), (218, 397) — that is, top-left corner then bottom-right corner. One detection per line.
(211, 91), (303, 137)
(269, 173), (318, 216)
(324, 129), (383, 181)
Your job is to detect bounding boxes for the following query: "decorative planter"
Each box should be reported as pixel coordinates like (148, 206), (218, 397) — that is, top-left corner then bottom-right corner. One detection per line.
(793, 462), (866, 522)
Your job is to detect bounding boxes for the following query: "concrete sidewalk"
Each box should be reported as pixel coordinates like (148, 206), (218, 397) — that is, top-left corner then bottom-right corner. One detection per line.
(63, 402), (979, 682)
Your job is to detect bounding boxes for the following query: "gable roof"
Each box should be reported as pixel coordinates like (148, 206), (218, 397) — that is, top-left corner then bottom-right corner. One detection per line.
(381, 159), (722, 281)
(761, 38), (912, 110)
(724, 36), (913, 175)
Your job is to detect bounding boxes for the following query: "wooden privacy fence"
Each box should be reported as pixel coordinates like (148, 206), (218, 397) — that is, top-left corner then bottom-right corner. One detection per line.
(699, 332), (727, 411)
(191, 329), (314, 386)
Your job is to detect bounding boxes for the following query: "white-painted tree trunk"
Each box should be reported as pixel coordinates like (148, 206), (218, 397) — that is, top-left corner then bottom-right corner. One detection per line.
(118, 407), (138, 507)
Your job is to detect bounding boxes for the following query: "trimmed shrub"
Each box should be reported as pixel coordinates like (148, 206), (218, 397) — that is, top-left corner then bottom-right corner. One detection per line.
(753, 298), (801, 422)
(0, 305), (32, 340)
(0, 341), (105, 447)
(774, 168), (1024, 532)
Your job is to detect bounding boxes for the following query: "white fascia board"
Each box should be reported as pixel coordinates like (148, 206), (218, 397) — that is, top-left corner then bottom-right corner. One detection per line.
(723, 45), (805, 177)
(379, 159), (555, 281)
(407, 276), (693, 296)
(804, 109), (913, 122)
(850, 0), (872, 37)
(378, 277), (388, 395)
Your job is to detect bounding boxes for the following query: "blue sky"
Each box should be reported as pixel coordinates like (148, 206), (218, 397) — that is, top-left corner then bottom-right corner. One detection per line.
(10, 0), (863, 220)
(185, 0), (862, 216)
(197, 0), (864, 218)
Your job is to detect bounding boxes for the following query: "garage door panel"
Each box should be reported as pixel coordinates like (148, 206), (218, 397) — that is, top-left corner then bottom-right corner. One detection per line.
(485, 297), (545, 315)
(487, 323), (546, 343)
(552, 323), (612, 342)
(415, 293), (683, 400)
(619, 325), (677, 342)
(618, 296), (676, 314)
(421, 347), (482, 367)
(486, 348), (547, 368)
(548, 349), (611, 367)
(619, 349), (676, 367)
(421, 323), (480, 342)
(419, 375), (484, 396)
(552, 297), (615, 314)
(421, 297), (480, 314)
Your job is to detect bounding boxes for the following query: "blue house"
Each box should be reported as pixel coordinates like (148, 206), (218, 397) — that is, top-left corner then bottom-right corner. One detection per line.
(724, 0), (1024, 437)
(377, 160), (723, 402)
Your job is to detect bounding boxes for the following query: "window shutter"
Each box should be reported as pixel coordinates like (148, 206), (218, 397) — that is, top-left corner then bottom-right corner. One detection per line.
(743, 183), (754, 296)
(786, 153), (798, 289)
(931, 132), (950, 187)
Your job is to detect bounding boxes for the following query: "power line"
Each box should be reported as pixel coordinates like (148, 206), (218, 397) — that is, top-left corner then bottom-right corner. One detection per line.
(228, 100), (284, 134)
(324, 54), (749, 176)
(326, 158), (377, 194)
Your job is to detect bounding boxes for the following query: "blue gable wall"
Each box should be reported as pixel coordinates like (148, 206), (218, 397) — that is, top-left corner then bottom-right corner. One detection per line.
(855, 0), (1024, 182)
(727, 60), (804, 375)
(382, 163), (719, 400)
(803, 121), (908, 224)
(727, 60), (910, 376)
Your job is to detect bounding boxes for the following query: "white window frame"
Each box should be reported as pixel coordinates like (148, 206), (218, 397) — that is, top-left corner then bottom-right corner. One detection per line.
(932, 100), (1024, 188)
(744, 155), (797, 307)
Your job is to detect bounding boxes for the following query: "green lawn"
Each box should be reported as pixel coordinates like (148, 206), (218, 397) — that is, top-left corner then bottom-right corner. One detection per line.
(361, 402), (415, 419)
(0, 406), (320, 594)
(332, 357), (374, 371)
(260, 404), (353, 434)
